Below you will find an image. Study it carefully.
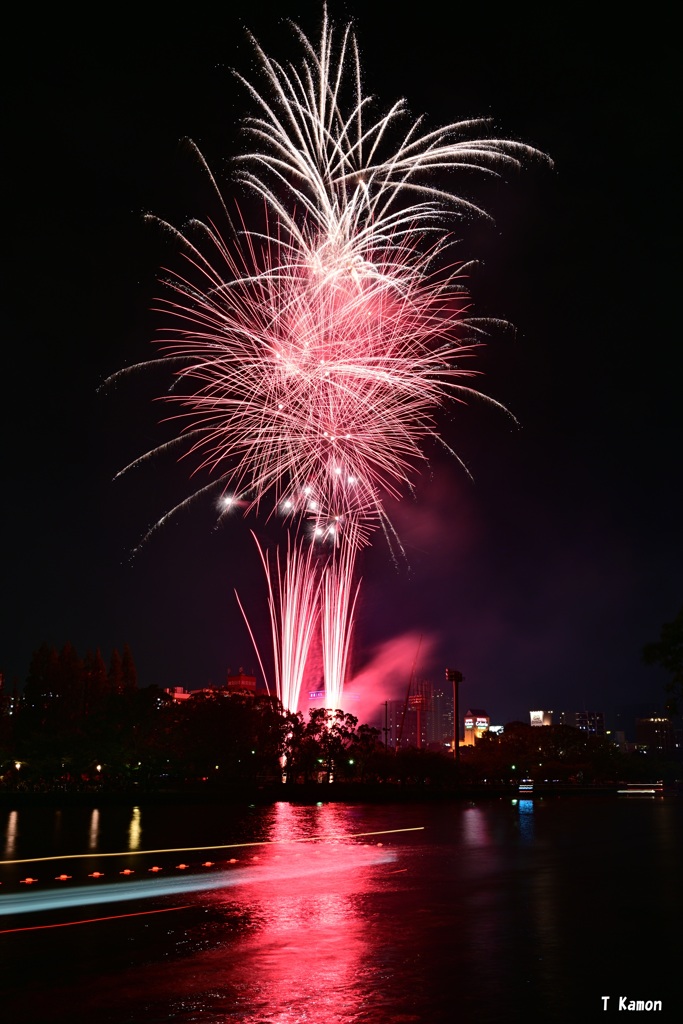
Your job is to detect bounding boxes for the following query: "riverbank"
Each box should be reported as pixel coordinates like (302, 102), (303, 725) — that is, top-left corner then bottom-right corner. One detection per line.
(2, 779), (677, 807)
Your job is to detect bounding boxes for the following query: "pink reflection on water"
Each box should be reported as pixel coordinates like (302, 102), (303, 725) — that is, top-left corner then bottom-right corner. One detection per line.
(208, 802), (394, 1023)
(461, 805), (492, 847)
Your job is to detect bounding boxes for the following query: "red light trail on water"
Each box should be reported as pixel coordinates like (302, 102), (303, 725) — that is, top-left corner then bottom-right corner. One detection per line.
(1, 827), (416, 923)
(0, 905), (193, 935)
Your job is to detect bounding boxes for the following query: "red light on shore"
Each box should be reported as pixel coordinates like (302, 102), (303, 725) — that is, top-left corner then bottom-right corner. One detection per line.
(148, 866), (162, 872)
(120, 869), (135, 876)
(55, 874), (72, 881)
(201, 861), (215, 867)
(20, 878), (38, 884)
(176, 863), (189, 870)
(88, 872), (105, 878)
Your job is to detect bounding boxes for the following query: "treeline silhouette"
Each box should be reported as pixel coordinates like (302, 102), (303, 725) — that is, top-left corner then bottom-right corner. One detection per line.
(1, 644), (679, 792)
(1, 642), (390, 790)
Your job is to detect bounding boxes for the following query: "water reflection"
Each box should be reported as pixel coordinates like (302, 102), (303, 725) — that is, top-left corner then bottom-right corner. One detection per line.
(128, 806), (141, 850)
(88, 809), (100, 851)
(518, 799), (535, 843)
(207, 802), (391, 1023)
(4, 810), (18, 858)
(3, 800), (681, 1024)
(461, 804), (492, 846)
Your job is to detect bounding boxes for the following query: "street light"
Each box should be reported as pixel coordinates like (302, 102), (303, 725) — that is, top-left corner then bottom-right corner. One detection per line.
(445, 669), (464, 763)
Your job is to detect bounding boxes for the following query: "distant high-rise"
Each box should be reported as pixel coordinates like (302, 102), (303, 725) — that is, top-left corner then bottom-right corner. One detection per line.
(463, 709), (490, 746)
(575, 710), (605, 737)
(384, 681), (454, 750)
(635, 717), (676, 755)
(430, 686), (454, 747)
(530, 709), (605, 734)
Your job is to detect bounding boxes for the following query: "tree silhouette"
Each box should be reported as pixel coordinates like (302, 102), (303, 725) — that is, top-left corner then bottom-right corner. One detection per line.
(643, 604), (683, 715)
(121, 644), (138, 691)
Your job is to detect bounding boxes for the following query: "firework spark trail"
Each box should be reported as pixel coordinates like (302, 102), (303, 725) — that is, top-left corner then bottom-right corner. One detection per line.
(242, 531), (322, 714)
(239, 518), (359, 715)
(321, 520), (360, 712)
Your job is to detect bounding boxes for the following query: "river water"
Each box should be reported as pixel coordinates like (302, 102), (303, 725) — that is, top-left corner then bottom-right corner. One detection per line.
(1, 796), (680, 1023)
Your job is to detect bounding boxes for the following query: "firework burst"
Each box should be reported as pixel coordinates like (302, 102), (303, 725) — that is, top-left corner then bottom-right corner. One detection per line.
(119, 6), (548, 714)
(148, 223), (491, 545)
(237, 6), (545, 269)
(116, 7), (548, 544)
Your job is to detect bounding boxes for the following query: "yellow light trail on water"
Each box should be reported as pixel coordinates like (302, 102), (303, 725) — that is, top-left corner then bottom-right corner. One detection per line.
(0, 826), (424, 866)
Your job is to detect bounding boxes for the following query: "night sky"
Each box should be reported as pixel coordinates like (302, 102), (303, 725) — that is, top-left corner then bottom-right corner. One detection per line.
(3, 3), (680, 734)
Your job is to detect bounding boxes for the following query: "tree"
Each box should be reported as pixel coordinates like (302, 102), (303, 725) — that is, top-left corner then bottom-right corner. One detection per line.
(83, 648), (108, 717)
(23, 642), (59, 710)
(643, 604), (683, 715)
(346, 722), (384, 781)
(170, 690), (282, 782)
(108, 648), (124, 695)
(121, 644), (138, 691)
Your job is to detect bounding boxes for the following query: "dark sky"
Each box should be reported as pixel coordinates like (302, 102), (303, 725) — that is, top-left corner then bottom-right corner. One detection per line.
(3, 2), (680, 733)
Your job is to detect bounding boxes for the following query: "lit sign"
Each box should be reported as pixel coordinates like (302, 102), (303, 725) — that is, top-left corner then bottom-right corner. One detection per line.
(476, 718), (489, 728)
(464, 718), (473, 728)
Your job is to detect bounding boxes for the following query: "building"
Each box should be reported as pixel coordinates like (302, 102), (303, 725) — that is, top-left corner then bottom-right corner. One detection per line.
(429, 686), (455, 748)
(164, 686), (194, 703)
(386, 693), (429, 749)
(635, 717), (676, 755)
(529, 709), (606, 735)
(164, 668), (260, 704)
(226, 669), (257, 694)
(306, 689), (361, 712)
(382, 682), (453, 750)
(575, 710), (605, 737)
(607, 730), (633, 753)
(462, 708), (490, 746)
(384, 699), (406, 749)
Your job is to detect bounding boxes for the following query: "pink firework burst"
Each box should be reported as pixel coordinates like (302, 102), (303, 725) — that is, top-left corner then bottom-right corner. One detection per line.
(115, 9), (548, 546)
(147, 224), (492, 546)
(117, 6), (548, 715)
